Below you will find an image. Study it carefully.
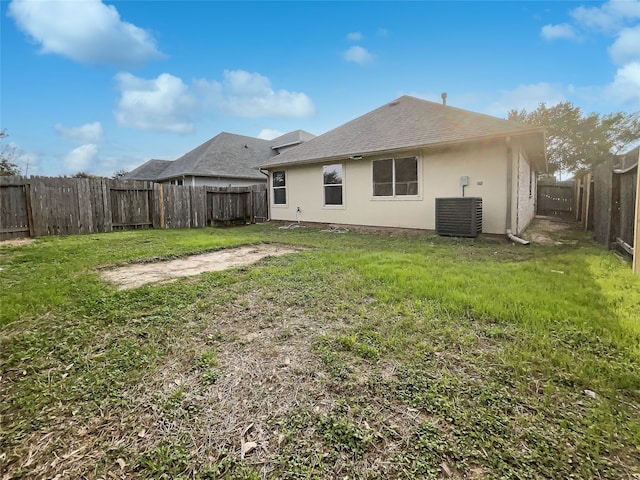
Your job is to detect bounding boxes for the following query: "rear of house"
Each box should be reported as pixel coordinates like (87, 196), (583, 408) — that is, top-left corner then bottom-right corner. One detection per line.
(261, 96), (545, 235)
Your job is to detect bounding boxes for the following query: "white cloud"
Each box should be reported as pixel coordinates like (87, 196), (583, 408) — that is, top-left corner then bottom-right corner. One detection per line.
(609, 25), (640, 65)
(64, 144), (98, 172)
(571, 0), (640, 32)
(541, 23), (580, 41)
(113, 70), (314, 132)
(196, 70), (315, 118)
(486, 83), (566, 117)
(606, 62), (640, 106)
(377, 28), (389, 37)
(343, 45), (374, 65)
(8, 0), (163, 67)
(3, 141), (40, 175)
(537, 1), (640, 110)
(347, 32), (363, 41)
(55, 122), (105, 143)
(114, 72), (197, 133)
(258, 129), (284, 140)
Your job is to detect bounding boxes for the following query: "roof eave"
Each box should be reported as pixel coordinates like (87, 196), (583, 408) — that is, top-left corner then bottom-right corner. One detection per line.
(261, 129), (546, 169)
(157, 173), (266, 181)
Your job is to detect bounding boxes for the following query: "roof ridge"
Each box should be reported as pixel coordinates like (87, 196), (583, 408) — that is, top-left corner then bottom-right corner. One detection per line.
(260, 95), (546, 168)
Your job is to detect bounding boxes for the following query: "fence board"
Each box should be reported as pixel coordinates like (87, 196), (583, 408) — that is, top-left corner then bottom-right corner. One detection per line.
(252, 184), (268, 221)
(190, 187), (207, 228)
(619, 169), (637, 247)
(592, 160), (616, 245)
(77, 179), (94, 233)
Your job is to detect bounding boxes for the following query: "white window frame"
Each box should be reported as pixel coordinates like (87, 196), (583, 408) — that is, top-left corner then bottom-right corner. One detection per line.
(322, 163), (345, 208)
(271, 170), (287, 207)
(372, 156), (419, 198)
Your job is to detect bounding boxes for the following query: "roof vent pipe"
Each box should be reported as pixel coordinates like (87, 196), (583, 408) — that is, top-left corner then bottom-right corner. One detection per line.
(441, 92), (447, 106)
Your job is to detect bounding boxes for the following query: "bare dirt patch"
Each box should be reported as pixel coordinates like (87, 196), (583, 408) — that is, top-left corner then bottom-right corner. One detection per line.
(99, 292), (442, 478)
(522, 216), (582, 245)
(101, 244), (303, 289)
(0, 238), (34, 247)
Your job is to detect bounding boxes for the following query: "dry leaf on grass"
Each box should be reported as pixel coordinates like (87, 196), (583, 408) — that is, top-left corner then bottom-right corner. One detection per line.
(241, 441), (257, 457)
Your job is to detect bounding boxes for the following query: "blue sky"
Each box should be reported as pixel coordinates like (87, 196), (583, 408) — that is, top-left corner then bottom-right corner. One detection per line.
(1, 0), (639, 177)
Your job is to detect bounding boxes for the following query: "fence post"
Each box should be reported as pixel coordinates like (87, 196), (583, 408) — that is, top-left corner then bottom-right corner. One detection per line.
(24, 181), (35, 238)
(583, 173), (592, 231)
(576, 178), (583, 221)
(158, 183), (165, 229)
(634, 164), (640, 275)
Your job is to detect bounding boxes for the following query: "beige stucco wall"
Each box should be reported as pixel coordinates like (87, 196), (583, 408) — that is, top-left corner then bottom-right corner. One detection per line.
(269, 140), (518, 234)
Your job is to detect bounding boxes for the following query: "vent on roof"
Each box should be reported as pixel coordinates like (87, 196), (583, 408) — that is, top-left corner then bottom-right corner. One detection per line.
(435, 197), (483, 237)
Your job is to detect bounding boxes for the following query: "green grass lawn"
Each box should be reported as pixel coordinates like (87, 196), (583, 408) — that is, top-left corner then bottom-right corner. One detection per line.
(1, 222), (639, 479)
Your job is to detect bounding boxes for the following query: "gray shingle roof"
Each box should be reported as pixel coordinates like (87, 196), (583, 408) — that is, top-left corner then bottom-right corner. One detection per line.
(125, 159), (172, 180)
(270, 130), (316, 149)
(157, 132), (276, 180)
(260, 96), (545, 168)
(124, 130), (317, 182)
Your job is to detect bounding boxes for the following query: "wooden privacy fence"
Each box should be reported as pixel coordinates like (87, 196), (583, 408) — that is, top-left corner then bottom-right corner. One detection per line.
(0, 176), (267, 240)
(537, 181), (574, 217)
(579, 147), (638, 270)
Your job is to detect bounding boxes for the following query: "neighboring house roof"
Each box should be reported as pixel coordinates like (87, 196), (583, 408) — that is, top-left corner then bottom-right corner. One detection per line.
(270, 130), (316, 150)
(125, 130), (316, 182)
(260, 95), (546, 169)
(157, 132), (275, 181)
(125, 159), (173, 180)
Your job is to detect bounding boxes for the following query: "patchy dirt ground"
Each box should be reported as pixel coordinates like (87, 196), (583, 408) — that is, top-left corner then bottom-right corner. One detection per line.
(0, 238), (34, 247)
(101, 244), (303, 289)
(521, 216), (582, 245)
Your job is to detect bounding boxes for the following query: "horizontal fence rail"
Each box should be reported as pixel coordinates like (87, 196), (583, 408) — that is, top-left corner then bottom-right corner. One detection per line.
(0, 176), (267, 240)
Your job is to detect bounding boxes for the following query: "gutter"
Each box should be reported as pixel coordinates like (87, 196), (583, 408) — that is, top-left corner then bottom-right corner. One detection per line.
(613, 164), (637, 174)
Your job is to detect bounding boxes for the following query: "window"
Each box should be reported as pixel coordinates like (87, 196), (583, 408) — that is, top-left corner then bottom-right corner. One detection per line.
(170, 178), (184, 186)
(529, 169), (533, 197)
(373, 157), (417, 196)
(272, 170), (286, 205)
(323, 164), (343, 206)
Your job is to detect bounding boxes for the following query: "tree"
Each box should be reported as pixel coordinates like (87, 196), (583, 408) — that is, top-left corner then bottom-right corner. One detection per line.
(508, 102), (640, 176)
(111, 169), (128, 179)
(72, 171), (94, 178)
(0, 129), (21, 176)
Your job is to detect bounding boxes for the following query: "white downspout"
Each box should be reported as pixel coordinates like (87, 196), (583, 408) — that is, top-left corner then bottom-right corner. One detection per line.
(507, 229), (530, 245)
